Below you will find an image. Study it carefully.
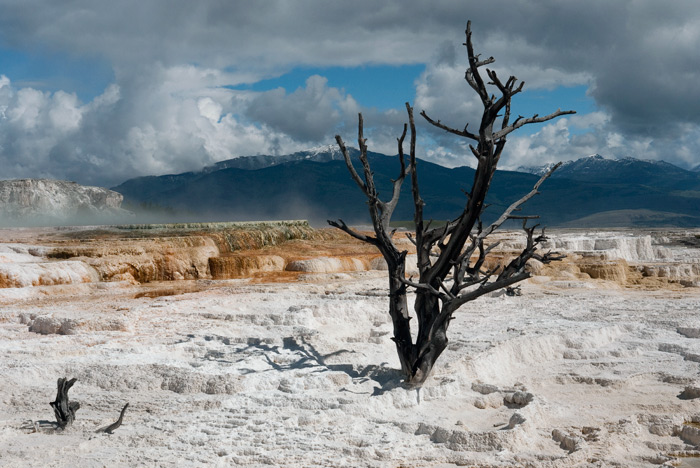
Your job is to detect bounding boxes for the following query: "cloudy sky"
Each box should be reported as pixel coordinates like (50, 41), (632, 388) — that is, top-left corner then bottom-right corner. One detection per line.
(0, 0), (699, 187)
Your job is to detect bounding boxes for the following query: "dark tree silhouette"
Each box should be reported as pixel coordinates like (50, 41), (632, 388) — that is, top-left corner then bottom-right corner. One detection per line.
(50, 377), (80, 428)
(329, 21), (574, 386)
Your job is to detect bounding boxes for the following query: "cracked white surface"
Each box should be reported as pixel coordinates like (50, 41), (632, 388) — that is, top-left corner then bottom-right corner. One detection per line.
(2, 230), (700, 466)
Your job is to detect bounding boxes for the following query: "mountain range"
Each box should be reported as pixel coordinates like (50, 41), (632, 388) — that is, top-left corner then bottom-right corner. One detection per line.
(112, 150), (700, 228)
(518, 154), (699, 190)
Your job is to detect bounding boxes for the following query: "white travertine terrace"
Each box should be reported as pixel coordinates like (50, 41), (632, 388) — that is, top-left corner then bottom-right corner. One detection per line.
(2, 228), (700, 466)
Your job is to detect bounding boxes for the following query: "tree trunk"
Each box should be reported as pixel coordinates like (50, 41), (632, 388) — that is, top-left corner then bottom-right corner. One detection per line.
(50, 377), (80, 429)
(409, 332), (448, 386)
(389, 283), (450, 387)
(387, 265), (415, 378)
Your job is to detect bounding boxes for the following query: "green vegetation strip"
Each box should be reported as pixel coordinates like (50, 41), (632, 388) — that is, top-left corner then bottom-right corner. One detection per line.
(114, 220), (311, 231)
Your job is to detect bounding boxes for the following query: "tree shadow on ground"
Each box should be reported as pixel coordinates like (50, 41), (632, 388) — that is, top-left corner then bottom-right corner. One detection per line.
(232, 336), (403, 395)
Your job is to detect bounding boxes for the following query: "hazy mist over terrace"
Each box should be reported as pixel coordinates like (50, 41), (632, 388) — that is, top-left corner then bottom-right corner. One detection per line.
(0, 1), (699, 187)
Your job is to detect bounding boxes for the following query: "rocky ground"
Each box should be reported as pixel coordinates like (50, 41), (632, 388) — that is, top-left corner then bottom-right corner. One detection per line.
(1, 224), (700, 467)
(0, 179), (129, 226)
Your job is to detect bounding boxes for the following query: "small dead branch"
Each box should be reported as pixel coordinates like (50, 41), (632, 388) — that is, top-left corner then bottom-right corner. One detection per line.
(96, 403), (129, 434)
(506, 286), (522, 296)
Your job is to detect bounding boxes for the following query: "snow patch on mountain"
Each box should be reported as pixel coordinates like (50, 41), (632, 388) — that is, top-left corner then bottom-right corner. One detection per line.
(517, 154), (694, 180)
(517, 154), (606, 175)
(201, 145), (351, 173)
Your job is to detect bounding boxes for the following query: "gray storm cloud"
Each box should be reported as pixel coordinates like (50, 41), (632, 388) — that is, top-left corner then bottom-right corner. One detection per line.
(0, 0), (699, 185)
(247, 76), (360, 142)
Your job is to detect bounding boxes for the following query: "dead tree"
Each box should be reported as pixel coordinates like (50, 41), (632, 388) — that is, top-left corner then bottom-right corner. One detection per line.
(50, 377), (80, 428)
(329, 21), (573, 387)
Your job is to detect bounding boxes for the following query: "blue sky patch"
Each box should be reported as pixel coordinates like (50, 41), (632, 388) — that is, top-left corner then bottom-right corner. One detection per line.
(513, 85), (597, 135)
(230, 64), (426, 111)
(0, 47), (114, 102)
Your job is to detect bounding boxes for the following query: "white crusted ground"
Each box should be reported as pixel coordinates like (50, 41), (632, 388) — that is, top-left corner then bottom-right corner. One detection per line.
(2, 233), (700, 467)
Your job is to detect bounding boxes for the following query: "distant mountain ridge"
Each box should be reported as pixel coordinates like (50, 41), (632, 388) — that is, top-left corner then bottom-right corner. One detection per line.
(113, 149), (700, 228)
(518, 154), (697, 189)
(202, 145), (352, 172)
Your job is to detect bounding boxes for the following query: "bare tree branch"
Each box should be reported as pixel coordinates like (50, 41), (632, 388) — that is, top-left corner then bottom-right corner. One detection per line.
(420, 111), (479, 141)
(494, 109), (576, 140)
(96, 403), (129, 434)
(383, 124), (411, 224)
(396, 123), (409, 180)
(407, 103), (431, 278)
(400, 276), (453, 302)
(449, 271), (530, 311)
(327, 219), (378, 246)
(334, 134), (366, 195)
(478, 162), (562, 241)
(464, 21), (490, 103)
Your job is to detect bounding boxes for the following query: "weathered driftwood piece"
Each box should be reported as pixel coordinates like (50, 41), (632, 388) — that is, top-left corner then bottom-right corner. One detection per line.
(50, 377), (80, 429)
(330, 20), (573, 386)
(96, 403), (129, 434)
